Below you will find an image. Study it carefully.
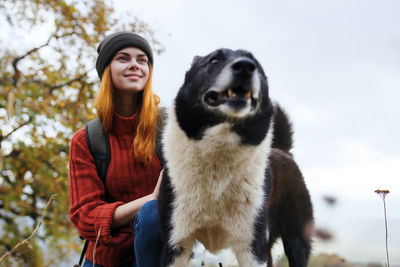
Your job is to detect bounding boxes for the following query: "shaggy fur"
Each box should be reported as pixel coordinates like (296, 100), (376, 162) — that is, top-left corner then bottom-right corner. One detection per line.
(158, 48), (313, 267)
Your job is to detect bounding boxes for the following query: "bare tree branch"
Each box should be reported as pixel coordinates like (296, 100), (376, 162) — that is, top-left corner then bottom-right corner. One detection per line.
(25, 71), (88, 94)
(12, 34), (53, 68)
(0, 194), (56, 263)
(23, 72), (87, 94)
(1, 119), (32, 142)
(2, 149), (22, 160)
(0, 172), (13, 185)
(11, 34), (54, 86)
(49, 72), (88, 93)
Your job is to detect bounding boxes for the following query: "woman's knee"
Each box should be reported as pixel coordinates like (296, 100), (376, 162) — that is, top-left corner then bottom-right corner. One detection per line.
(133, 200), (162, 266)
(134, 200), (160, 236)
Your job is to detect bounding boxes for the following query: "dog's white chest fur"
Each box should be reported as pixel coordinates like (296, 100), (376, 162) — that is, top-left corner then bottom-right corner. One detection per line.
(163, 106), (272, 254)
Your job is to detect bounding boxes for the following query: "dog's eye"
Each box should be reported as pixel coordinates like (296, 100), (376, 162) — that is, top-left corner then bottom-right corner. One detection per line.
(209, 57), (219, 64)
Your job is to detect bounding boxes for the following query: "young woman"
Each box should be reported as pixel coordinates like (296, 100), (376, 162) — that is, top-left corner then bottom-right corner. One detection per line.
(69, 31), (163, 267)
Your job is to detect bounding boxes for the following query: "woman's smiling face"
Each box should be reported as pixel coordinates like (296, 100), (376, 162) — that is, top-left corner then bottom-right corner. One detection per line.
(110, 46), (150, 94)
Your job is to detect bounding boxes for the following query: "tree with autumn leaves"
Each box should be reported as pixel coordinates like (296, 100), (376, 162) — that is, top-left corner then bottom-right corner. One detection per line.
(0, 0), (161, 265)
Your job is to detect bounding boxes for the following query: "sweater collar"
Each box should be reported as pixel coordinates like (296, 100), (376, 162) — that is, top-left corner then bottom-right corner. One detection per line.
(112, 112), (138, 134)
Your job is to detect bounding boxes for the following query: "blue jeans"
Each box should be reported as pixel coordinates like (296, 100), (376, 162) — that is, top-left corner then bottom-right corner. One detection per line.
(133, 199), (162, 267)
(84, 200), (162, 267)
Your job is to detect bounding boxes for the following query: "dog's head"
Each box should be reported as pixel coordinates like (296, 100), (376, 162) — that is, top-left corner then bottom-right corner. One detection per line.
(174, 48), (274, 145)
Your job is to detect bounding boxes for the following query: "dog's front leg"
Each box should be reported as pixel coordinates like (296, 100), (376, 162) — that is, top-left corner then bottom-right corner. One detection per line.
(169, 248), (192, 267)
(233, 243), (268, 267)
(161, 242), (194, 267)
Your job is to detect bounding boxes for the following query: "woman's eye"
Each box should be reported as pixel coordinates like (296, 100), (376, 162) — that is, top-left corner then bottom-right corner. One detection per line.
(209, 57), (219, 64)
(138, 58), (148, 64)
(118, 56), (129, 61)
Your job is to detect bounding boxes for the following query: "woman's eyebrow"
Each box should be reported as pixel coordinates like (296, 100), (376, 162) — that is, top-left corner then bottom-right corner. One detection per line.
(115, 51), (130, 57)
(115, 51), (147, 57)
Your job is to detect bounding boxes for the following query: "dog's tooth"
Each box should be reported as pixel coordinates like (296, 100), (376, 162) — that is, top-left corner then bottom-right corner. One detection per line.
(227, 88), (234, 98)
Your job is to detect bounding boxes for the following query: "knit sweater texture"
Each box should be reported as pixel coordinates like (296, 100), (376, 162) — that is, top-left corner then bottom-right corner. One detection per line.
(69, 112), (162, 267)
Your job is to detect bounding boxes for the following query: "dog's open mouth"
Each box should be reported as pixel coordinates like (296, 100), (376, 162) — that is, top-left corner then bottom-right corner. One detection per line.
(204, 87), (255, 108)
(204, 87), (257, 110)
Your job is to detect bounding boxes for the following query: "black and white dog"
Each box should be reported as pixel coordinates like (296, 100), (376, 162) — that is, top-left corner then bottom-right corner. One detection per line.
(158, 49), (313, 267)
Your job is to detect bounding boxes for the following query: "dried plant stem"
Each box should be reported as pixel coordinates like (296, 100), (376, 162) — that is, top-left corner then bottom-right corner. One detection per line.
(375, 189), (390, 267)
(92, 226), (102, 267)
(383, 196), (390, 267)
(0, 194), (56, 263)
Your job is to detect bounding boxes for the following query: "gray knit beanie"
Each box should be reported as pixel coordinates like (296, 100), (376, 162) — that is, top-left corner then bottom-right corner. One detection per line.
(96, 31), (153, 79)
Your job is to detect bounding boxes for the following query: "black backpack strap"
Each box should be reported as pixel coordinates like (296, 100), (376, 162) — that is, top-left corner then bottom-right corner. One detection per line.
(78, 118), (110, 266)
(77, 239), (88, 266)
(85, 118), (111, 185)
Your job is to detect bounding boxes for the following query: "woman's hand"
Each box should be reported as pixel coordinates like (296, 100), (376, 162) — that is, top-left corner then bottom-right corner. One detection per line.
(151, 169), (164, 200)
(112, 169), (164, 229)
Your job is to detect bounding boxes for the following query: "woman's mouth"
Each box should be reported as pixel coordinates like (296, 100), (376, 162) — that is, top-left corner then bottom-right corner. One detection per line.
(124, 73), (142, 80)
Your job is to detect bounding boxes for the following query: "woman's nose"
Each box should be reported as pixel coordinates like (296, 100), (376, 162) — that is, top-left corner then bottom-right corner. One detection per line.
(128, 59), (139, 69)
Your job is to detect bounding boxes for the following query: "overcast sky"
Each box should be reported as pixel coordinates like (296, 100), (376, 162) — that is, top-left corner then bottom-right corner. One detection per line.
(114, 0), (400, 264)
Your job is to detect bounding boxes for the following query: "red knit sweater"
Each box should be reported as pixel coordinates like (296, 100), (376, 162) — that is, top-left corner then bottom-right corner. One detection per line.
(69, 112), (162, 267)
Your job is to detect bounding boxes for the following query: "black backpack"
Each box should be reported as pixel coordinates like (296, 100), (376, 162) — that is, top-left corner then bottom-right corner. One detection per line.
(76, 109), (166, 266)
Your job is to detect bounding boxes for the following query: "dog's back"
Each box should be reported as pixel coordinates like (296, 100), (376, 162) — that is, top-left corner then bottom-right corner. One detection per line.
(267, 105), (314, 267)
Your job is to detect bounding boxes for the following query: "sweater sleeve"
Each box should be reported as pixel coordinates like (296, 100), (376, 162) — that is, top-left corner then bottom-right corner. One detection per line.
(68, 128), (131, 247)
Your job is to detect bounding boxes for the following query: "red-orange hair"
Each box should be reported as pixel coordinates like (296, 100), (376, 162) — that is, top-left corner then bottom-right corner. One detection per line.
(94, 64), (160, 165)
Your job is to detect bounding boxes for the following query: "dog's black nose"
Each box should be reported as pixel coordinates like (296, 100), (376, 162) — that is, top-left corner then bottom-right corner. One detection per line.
(232, 59), (256, 76)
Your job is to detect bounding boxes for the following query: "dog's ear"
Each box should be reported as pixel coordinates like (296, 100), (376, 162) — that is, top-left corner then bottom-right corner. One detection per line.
(183, 56), (202, 84)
